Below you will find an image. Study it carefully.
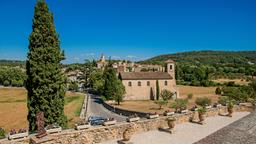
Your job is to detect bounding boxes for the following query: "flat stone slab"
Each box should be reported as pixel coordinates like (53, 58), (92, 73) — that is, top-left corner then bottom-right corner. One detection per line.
(196, 110), (256, 144)
(101, 112), (250, 144)
(30, 135), (54, 144)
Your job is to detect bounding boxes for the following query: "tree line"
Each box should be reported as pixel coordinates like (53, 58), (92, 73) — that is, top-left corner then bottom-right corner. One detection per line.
(0, 66), (26, 87)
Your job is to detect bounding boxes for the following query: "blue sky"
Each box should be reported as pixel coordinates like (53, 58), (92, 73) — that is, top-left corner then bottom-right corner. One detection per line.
(0, 0), (255, 63)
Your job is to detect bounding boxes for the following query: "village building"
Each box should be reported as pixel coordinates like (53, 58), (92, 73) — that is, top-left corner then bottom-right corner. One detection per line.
(97, 54), (165, 73)
(119, 60), (179, 100)
(96, 54), (108, 69)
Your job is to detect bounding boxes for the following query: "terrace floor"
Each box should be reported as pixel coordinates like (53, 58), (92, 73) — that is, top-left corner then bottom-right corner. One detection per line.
(101, 112), (250, 144)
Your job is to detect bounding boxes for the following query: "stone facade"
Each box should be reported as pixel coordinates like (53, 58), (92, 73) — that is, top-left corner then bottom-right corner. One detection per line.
(122, 79), (177, 100)
(120, 60), (179, 100)
(2, 105), (252, 144)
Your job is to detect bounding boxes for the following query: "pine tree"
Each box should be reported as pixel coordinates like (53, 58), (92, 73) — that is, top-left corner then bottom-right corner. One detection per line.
(26, 0), (67, 132)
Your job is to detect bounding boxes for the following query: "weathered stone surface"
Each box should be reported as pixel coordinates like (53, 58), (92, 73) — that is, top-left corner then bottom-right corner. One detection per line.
(195, 109), (256, 144)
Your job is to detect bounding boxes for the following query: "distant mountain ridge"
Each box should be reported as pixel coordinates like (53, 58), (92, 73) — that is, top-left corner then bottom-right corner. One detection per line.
(140, 50), (256, 66)
(0, 59), (26, 67)
(1, 50), (256, 66)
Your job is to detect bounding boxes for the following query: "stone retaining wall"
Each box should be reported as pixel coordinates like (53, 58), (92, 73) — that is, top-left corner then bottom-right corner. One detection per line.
(1, 105), (253, 144)
(102, 101), (149, 118)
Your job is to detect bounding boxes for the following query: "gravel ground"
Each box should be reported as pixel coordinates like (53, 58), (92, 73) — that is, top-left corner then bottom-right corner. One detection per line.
(101, 112), (250, 144)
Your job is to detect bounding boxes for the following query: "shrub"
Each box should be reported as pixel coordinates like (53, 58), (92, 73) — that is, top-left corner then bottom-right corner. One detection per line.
(68, 81), (79, 92)
(187, 93), (193, 99)
(191, 80), (201, 86)
(247, 98), (256, 106)
(11, 80), (23, 87)
(155, 100), (168, 109)
(218, 96), (229, 106)
(161, 89), (174, 101)
(222, 86), (248, 102)
(0, 128), (5, 139)
(171, 99), (188, 112)
(3, 80), (9, 87)
(215, 87), (222, 95)
(197, 107), (206, 114)
(227, 100), (234, 109)
(195, 97), (211, 107)
(100, 96), (107, 102)
(224, 81), (236, 87)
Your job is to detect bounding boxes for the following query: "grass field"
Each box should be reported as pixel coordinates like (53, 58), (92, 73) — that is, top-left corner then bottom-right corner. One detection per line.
(112, 85), (220, 114)
(212, 78), (249, 85)
(0, 87), (85, 132)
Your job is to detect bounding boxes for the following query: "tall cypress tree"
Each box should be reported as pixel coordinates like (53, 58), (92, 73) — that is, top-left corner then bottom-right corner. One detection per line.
(156, 80), (160, 100)
(26, 0), (67, 132)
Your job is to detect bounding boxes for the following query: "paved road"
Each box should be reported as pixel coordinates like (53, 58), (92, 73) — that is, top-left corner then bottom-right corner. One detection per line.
(86, 93), (126, 122)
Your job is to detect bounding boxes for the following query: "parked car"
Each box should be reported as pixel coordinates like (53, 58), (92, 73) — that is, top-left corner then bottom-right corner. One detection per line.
(88, 116), (107, 126)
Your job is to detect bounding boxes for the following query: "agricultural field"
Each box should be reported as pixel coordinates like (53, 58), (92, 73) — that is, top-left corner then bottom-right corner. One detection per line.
(212, 78), (249, 85)
(112, 85), (220, 114)
(0, 87), (85, 132)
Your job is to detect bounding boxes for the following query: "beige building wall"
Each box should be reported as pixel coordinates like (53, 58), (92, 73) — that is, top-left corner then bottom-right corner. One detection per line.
(122, 79), (178, 100)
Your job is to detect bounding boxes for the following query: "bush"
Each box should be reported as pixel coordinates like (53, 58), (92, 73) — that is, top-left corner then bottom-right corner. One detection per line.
(227, 100), (234, 109)
(171, 99), (188, 112)
(100, 96), (107, 102)
(3, 80), (9, 87)
(247, 98), (256, 106)
(224, 81), (236, 87)
(155, 99), (168, 109)
(215, 87), (222, 95)
(197, 107), (206, 114)
(218, 96), (229, 106)
(11, 80), (24, 87)
(187, 93), (193, 99)
(161, 89), (174, 101)
(195, 97), (211, 107)
(190, 80), (201, 86)
(0, 128), (5, 139)
(222, 86), (248, 102)
(68, 81), (79, 92)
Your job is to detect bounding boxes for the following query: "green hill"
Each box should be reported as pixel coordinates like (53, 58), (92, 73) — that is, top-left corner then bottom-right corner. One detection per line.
(140, 51), (256, 86)
(140, 51), (256, 66)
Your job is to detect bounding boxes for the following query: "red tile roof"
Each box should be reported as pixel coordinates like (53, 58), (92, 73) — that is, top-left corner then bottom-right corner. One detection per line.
(120, 72), (173, 80)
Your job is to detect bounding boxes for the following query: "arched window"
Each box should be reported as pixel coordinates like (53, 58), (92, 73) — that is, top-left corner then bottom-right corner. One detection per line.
(147, 81), (150, 86)
(164, 81), (168, 86)
(128, 82), (132, 87)
(138, 81), (141, 86)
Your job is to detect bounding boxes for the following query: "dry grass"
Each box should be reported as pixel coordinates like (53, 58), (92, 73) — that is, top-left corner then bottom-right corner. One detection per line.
(0, 87), (84, 132)
(113, 85), (220, 114)
(65, 91), (85, 128)
(212, 78), (249, 85)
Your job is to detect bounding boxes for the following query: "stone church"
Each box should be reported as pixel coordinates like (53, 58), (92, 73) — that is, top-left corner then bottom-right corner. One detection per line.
(119, 60), (179, 100)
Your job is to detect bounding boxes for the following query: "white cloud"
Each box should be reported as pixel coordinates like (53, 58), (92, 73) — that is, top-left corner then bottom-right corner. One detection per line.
(86, 53), (95, 56)
(73, 57), (80, 62)
(112, 55), (121, 59)
(126, 55), (137, 59)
